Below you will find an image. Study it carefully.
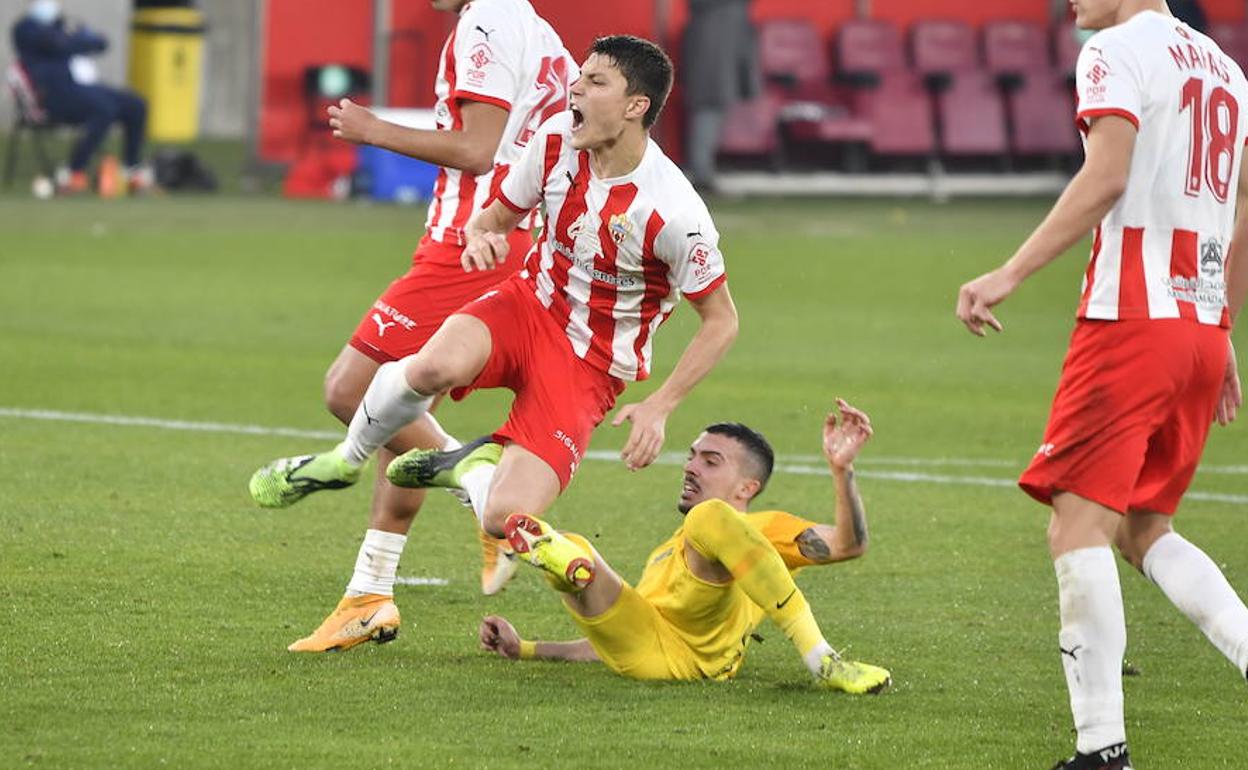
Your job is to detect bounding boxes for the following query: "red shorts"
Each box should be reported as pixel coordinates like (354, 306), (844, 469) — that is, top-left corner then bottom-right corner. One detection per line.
(1019, 319), (1228, 515)
(348, 231), (532, 363)
(451, 276), (626, 489)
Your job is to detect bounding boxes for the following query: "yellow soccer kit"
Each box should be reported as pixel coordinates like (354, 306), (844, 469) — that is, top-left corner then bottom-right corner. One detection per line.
(568, 507), (821, 681)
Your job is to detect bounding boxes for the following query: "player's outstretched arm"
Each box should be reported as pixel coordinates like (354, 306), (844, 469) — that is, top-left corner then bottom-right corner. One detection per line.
(797, 399), (873, 564)
(955, 115), (1137, 336)
(479, 616), (599, 663)
(328, 98), (507, 176)
(462, 200), (526, 272)
(613, 284), (739, 470)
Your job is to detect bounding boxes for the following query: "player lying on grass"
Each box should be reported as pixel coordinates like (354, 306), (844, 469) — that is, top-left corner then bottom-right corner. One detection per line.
(425, 400), (889, 691)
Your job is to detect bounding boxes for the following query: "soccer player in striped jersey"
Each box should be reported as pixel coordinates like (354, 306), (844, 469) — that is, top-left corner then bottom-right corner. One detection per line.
(249, 0), (576, 651)
(251, 34), (738, 642)
(475, 400), (890, 693)
(956, 1), (1248, 767)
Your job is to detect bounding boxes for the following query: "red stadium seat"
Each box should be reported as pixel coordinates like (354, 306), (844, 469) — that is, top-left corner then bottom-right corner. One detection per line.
(759, 18), (830, 87)
(718, 91), (784, 160)
(984, 20), (1051, 80)
(849, 74), (936, 156)
(936, 71), (1009, 156)
(752, 18), (873, 167)
(1208, 22), (1248, 71)
(835, 19), (907, 84)
(1053, 23), (1084, 79)
(1007, 70), (1080, 156)
(912, 19), (979, 82)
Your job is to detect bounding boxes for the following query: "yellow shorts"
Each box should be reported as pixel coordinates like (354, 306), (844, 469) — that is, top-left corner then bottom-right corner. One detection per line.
(568, 583), (704, 681)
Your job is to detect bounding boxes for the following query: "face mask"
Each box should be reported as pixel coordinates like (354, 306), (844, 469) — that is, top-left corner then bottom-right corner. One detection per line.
(28, 0), (62, 25)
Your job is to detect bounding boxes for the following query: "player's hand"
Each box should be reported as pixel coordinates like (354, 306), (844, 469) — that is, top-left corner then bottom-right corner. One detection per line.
(327, 98), (380, 145)
(462, 231), (510, 272)
(612, 398), (671, 471)
(479, 615), (521, 659)
(956, 267), (1019, 337)
(1216, 340), (1241, 426)
(823, 398), (873, 470)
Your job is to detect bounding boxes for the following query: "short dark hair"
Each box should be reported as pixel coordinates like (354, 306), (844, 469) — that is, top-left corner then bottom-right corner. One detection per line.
(704, 422), (775, 498)
(589, 35), (673, 128)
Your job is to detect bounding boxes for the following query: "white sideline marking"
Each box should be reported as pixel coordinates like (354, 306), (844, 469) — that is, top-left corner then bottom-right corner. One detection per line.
(2, 406), (1246, 504)
(394, 576), (449, 587)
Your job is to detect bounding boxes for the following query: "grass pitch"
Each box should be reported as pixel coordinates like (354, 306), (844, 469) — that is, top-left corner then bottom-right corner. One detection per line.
(2, 192), (1246, 769)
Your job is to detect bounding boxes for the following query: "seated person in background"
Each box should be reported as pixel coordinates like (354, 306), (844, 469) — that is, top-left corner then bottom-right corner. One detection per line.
(420, 399), (892, 691)
(12, 0), (152, 193)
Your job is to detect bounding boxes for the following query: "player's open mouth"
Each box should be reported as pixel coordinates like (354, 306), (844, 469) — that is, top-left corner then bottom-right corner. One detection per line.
(570, 106), (584, 131)
(682, 476), (699, 495)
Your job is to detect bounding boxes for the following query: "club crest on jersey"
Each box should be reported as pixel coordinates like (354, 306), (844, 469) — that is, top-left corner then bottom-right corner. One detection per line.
(1200, 238), (1224, 277)
(608, 213), (632, 245)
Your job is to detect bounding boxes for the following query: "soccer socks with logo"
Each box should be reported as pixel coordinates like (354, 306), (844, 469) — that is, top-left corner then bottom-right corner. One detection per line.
(683, 500), (833, 675)
(1143, 532), (1248, 675)
(345, 529), (407, 597)
(338, 359), (434, 467)
(1054, 547), (1127, 754)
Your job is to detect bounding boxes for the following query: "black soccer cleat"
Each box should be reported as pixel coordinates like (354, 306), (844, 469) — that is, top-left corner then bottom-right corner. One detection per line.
(1049, 743), (1133, 770)
(385, 435), (500, 489)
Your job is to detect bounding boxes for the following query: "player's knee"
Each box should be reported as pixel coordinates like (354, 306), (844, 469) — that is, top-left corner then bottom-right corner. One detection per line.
(403, 354), (460, 395)
(684, 499), (737, 541)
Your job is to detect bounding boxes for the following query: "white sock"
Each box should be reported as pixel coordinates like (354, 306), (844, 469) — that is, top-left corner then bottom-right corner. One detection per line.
(1054, 547), (1127, 754)
(1143, 531), (1248, 676)
(802, 639), (835, 677)
(338, 359), (433, 467)
(460, 464), (496, 528)
(345, 529), (408, 597)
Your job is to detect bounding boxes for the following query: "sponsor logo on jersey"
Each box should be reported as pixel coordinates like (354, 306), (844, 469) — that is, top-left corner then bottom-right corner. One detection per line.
(371, 300), (417, 331)
(1201, 238), (1224, 277)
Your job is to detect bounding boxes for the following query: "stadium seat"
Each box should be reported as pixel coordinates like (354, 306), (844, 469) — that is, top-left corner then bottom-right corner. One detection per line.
(2, 61), (58, 187)
(936, 70), (1009, 157)
(849, 75), (936, 156)
(1053, 22), (1084, 79)
(1007, 70), (1080, 156)
(1208, 22), (1248, 71)
(835, 19), (907, 85)
(983, 20), (1051, 85)
(911, 19), (979, 86)
(753, 18), (872, 167)
(718, 91), (784, 162)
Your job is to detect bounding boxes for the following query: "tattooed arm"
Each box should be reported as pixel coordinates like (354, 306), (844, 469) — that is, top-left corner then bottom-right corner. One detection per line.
(795, 399), (872, 563)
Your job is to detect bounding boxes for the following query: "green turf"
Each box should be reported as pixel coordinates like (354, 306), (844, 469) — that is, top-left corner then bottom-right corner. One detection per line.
(2, 193), (1246, 769)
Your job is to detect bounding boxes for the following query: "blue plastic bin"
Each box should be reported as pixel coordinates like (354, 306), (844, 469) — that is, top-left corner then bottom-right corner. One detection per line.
(357, 145), (439, 204)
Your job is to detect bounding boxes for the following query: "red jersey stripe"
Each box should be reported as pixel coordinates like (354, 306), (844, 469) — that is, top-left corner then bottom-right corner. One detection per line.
(632, 211), (670, 380)
(1169, 229), (1198, 320)
(543, 151), (592, 332)
(1118, 226), (1148, 318)
(542, 132), (564, 190)
(427, 30), (459, 232)
(451, 90), (512, 111)
(585, 182), (640, 373)
(1078, 225), (1102, 317)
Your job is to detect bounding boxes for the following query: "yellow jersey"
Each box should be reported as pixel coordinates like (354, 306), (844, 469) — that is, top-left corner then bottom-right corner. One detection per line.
(634, 509), (819, 680)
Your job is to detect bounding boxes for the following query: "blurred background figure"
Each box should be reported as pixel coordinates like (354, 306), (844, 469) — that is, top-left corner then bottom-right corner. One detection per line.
(11, 0), (150, 193)
(1170, 0), (1208, 31)
(683, 0), (758, 193)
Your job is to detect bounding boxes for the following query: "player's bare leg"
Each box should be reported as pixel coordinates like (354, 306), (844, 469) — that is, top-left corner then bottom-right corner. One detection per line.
(1047, 491), (1131, 765)
(480, 444), (562, 537)
(1116, 511), (1248, 680)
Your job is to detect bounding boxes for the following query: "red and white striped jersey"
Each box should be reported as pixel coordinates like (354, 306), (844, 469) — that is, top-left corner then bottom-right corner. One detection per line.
(1074, 11), (1248, 326)
(498, 113), (728, 381)
(424, 0), (576, 246)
